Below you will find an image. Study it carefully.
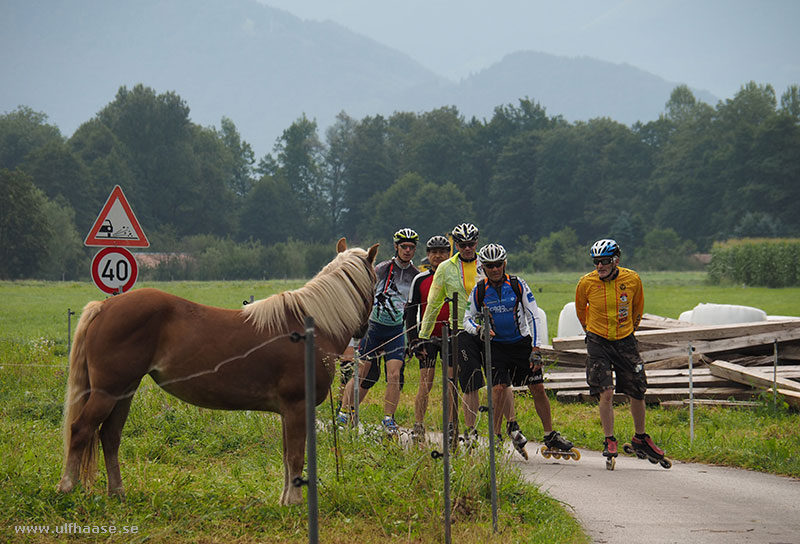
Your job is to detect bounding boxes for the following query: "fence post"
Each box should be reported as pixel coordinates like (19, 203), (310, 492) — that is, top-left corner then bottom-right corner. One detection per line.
(441, 323), (452, 544)
(773, 339), (779, 409)
(303, 316), (319, 544)
(688, 342), (694, 443)
(450, 293), (459, 448)
(67, 308), (76, 357)
(483, 306), (498, 533)
(353, 348), (360, 430)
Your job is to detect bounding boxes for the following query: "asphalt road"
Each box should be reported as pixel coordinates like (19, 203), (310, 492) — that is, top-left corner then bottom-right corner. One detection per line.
(511, 442), (800, 544)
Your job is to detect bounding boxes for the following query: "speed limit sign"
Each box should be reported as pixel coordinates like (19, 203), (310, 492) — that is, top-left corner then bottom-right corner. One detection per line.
(91, 247), (138, 294)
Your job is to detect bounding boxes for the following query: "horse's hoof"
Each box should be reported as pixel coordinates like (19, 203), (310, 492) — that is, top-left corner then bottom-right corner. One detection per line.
(108, 487), (126, 499)
(56, 479), (74, 493)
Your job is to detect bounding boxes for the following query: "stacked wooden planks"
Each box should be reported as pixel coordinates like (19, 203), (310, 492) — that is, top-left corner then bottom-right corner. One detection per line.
(531, 316), (800, 408)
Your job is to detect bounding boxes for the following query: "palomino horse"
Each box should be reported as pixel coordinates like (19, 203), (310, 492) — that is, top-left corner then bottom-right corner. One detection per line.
(57, 238), (378, 505)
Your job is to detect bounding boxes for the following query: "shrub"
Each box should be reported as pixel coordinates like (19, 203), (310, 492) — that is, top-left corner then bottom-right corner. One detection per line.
(709, 238), (800, 286)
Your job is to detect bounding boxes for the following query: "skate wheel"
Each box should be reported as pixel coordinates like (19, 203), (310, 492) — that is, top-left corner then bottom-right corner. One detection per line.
(648, 457), (658, 464)
(606, 457), (615, 471)
(521, 450), (529, 460)
(622, 443), (634, 455)
(570, 448), (581, 461)
(660, 458), (673, 469)
(551, 452), (562, 460)
(541, 448), (551, 459)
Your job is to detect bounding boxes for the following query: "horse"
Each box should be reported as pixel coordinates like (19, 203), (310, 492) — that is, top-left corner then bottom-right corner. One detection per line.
(57, 238), (378, 505)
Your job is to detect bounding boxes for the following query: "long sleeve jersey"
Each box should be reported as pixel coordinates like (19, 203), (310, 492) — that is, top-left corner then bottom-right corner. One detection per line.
(369, 257), (419, 327)
(575, 267), (644, 341)
(463, 275), (541, 345)
(405, 269), (449, 342)
(419, 253), (482, 339)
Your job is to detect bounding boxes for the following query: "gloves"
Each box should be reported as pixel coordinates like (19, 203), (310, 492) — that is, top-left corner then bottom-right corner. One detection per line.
(529, 349), (543, 367)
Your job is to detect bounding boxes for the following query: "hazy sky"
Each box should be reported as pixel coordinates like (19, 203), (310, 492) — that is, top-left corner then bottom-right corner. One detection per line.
(260, 0), (799, 100)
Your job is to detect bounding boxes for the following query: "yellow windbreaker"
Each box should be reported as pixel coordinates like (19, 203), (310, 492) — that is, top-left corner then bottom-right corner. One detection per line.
(575, 267), (643, 341)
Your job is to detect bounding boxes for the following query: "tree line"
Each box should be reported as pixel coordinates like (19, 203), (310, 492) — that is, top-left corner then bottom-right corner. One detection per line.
(1, 81), (799, 280)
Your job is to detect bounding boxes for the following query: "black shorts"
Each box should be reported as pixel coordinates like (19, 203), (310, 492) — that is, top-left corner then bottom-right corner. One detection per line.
(585, 332), (647, 400)
(455, 331), (485, 393)
(490, 337), (543, 387)
(416, 338), (449, 370)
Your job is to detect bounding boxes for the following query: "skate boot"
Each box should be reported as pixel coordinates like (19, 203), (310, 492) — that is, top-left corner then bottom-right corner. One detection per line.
(336, 407), (352, 427)
(382, 415), (399, 440)
(623, 433), (672, 469)
(412, 422), (426, 444)
(507, 421), (528, 460)
(541, 430), (581, 461)
(462, 426), (479, 449)
(603, 436), (618, 471)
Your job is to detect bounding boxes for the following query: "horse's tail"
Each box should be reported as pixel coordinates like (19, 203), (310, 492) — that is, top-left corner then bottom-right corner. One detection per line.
(61, 300), (104, 487)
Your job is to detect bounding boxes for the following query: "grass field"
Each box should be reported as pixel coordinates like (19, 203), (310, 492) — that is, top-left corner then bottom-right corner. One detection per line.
(2, 275), (799, 543)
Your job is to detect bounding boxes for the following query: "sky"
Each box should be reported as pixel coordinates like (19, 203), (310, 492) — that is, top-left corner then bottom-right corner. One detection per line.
(259, 0), (800, 100)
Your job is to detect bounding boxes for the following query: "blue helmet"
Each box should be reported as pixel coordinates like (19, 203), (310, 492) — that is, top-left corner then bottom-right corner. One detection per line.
(590, 239), (620, 258)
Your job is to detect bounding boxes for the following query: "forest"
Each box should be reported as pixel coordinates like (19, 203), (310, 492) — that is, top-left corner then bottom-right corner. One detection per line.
(1, 81), (799, 280)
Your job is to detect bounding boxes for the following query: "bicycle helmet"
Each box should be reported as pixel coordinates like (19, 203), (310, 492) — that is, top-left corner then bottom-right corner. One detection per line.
(393, 228), (419, 244)
(451, 223), (479, 243)
(426, 235), (450, 250)
(589, 239), (620, 258)
(478, 243), (507, 263)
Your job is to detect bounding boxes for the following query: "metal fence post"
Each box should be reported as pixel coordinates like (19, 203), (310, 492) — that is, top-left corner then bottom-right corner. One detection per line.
(688, 342), (694, 443)
(303, 316), (319, 544)
(441, 323), (452, 544)
(483, 306), (498, 533)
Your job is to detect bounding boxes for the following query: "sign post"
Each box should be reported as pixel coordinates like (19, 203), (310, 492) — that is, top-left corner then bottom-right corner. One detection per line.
(85, 185), (148, 294)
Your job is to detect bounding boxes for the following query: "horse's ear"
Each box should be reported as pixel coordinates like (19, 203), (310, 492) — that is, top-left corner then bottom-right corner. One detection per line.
(336, 237), (347, 253)
(367, 243), (379, 264)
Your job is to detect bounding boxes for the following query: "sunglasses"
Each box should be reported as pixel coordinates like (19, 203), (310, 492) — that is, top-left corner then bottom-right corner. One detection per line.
(398, 243), (416, 251)
(483, 261), (504, 270)
(457, 241), (476, 248)
(593, 257), (613, 266)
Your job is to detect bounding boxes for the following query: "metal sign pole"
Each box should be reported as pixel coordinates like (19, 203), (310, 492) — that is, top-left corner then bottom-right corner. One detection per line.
(303, 316), (319, 544)
(483, 306), (498, 533)
(441, 323), (452, 544)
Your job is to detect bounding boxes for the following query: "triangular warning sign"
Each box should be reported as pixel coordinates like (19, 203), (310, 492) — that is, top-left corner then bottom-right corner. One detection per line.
(85, 185), (150, 247)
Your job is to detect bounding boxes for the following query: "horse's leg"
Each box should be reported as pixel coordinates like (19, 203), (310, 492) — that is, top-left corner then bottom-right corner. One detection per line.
(279, 405), (307, 506)
(98, 393), (135, 497)
(58, 391), (117, 493)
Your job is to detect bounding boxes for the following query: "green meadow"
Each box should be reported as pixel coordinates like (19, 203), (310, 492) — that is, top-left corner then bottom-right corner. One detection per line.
(1, 275), (799, 543)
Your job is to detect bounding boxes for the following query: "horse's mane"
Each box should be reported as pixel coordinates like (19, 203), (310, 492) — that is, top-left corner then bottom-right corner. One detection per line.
(242, 247), (374, 343)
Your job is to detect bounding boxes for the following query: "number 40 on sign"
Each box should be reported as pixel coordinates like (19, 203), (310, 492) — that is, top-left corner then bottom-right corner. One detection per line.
(91, 247), (139, 294)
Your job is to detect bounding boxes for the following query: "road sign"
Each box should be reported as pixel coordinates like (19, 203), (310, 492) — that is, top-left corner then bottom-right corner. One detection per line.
(85, 185), (149, 247)
(91, 247), (138, 294)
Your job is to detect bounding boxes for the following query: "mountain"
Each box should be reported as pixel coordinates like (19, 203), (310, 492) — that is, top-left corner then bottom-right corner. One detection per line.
(1, 0), (716, 158)
(448, 51), (718, 126)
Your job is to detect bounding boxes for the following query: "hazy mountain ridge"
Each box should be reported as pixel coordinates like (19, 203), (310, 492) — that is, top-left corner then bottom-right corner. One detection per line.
(2, 0), (717, 156)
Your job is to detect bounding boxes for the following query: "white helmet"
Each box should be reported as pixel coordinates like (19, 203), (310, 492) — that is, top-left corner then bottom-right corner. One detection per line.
(426, 235), (450, 250)
(393, 228), (419, 244)
(478, 243), (507, 263)
(451, 222), (479, 243)
(589, 239), (620, 258)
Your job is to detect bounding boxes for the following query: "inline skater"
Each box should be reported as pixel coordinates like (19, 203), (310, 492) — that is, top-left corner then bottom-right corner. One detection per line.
(418, 222), (483, 444)
(405, 235), (453, 442)
(338, 228), (420, 437)
(575, 239), (670, 469)
(464, 243), (576, 460)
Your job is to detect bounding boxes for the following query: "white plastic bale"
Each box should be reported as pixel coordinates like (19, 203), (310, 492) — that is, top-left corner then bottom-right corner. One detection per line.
(557, 302), (585, 338)
(686, 303), (767, 325)
(535, 306), (549, 345)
